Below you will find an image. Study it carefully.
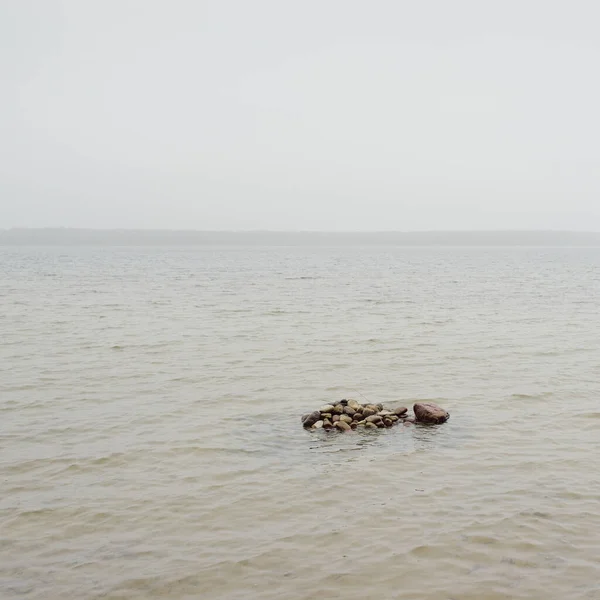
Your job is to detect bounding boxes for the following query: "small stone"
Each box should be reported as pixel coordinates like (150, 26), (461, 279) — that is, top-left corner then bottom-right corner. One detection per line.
(321, 413), (332, 420)
(302, 411), (321, 428)
(364, 422), (378, 429)
(393, 406), (408, 417)
(332, 415), (340, 422)
(365, 415), (382, 424)
(389, 415), (399, 422)
(376, 403), (384, 411)
(348, 399), (361, 410)
(312, 420), (324, 429)
(343, 406), (356, 417)
(333, 404), (344, 414)
(413, 402), (449, 424)
(319, 404), (335, 413)
(350, 422), (358, 429)
(323, 419), (333, 429)
(383, 418), (393, 427)
(334, 420), (351, 431)
(378, 410), (393, 417)
(365, 404), (378, 412)
(339, 414), (353, 424)
(340, 399), (348, 406)
(362, 408), (376, 418)
(376, 421), (385, 428)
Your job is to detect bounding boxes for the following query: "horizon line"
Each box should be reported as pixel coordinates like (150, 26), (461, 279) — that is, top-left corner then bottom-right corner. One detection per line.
(3, 228), (600, 234)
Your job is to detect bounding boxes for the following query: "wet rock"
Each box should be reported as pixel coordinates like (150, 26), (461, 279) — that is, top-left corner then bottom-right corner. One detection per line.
(365, 404), (379, 412)
(339, 414), (353, 424)
(302, 411), (321, 428)
(383, 418), (393, 427)
(321, 413), (332, 420)
(364, 422), (378, 429)
(333, 404), (344, 415)
(393, 406), (408, 417)
(376, 403), (384, 411)
(312, 420), (324, 429)
(323, 419), (333, 429)
(343, 406), (356, 417)
(378, 410), (393, 417)
(340, 399), (348, 406)
(319, 404), (335, 413)
(376, 421), (385, 428)
(334, 420), (351, 432)
(365, 415), (382, 424)
(389, 415), (399, 422)
(362, 408), (376, 418)
(332, 415), (340, 423)
(350, 422), (358, 429)
(347, 399), (361, 410)
(413, 402), (449, 424)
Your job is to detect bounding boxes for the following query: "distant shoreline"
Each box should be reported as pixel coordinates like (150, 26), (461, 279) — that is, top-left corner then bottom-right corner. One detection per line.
(2, 229), (600, 247)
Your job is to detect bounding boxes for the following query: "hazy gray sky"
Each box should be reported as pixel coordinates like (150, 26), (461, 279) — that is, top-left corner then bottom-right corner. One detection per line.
(2, 0), (600, 230)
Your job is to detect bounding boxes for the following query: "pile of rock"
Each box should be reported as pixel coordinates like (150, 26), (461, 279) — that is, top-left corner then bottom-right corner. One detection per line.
(301, 399), (449, 431)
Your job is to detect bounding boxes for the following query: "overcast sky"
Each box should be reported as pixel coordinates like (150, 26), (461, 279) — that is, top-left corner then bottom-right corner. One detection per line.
(2, 0), (600, 231)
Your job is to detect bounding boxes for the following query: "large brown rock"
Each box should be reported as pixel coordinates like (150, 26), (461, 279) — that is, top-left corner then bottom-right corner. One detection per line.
(413, 402), (449, 424)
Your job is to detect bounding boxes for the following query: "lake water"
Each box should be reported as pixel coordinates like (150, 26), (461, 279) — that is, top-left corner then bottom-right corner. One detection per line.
(1, 244), (600, 599)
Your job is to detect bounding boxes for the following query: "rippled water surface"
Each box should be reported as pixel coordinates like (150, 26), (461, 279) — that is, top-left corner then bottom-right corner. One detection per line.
(1, 244), (600, 599)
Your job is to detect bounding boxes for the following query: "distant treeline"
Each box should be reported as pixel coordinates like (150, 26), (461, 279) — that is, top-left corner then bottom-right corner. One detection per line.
(1, 229), (600, 247)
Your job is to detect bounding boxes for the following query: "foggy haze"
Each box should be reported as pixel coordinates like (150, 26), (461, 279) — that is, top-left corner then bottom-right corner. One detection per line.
(2, 0), (600, 231)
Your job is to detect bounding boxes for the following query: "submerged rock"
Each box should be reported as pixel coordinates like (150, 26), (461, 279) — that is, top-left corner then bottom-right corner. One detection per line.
(413, 402), (449, 424)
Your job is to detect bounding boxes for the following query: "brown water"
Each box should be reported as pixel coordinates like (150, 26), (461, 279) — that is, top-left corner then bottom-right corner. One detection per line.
(1, 245), (600, 599)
